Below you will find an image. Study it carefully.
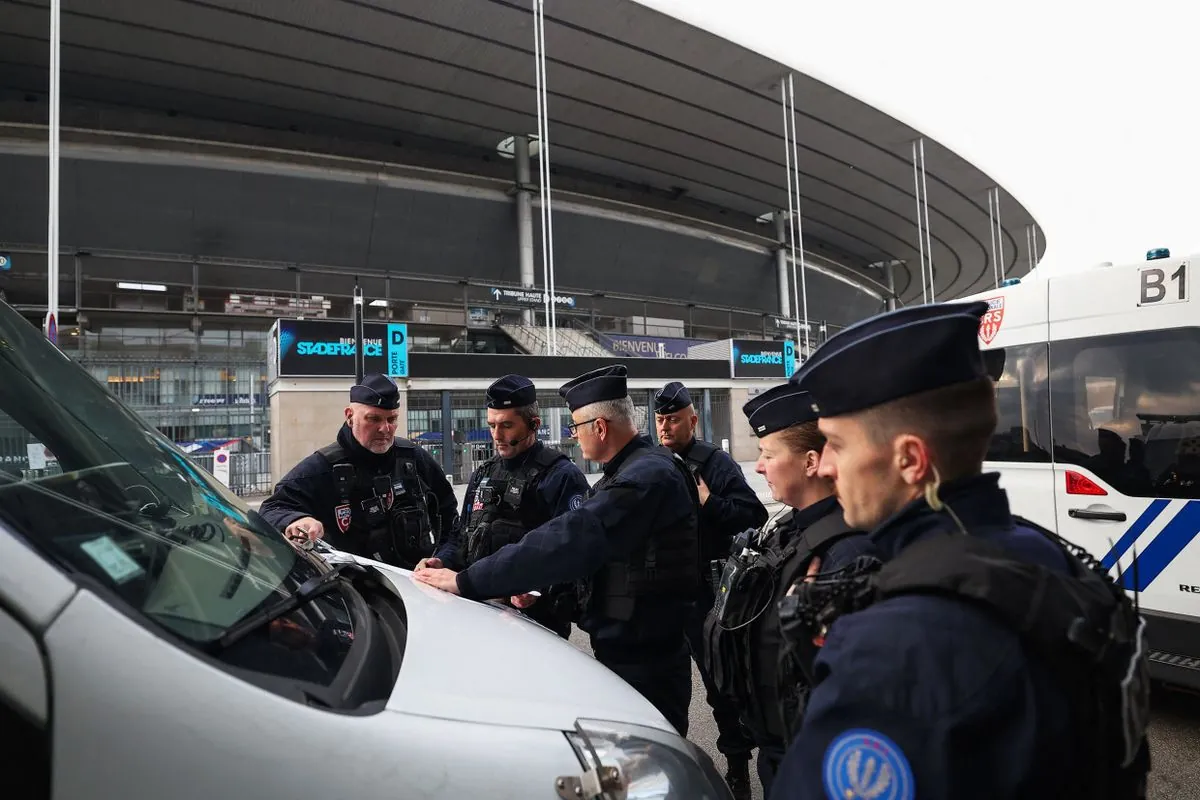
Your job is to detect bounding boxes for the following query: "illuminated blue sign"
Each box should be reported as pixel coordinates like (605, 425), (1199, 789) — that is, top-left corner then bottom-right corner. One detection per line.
(387, 323), (409, 378)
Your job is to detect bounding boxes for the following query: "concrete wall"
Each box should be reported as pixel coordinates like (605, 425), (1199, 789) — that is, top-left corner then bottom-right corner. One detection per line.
(727, 386), (762, 464)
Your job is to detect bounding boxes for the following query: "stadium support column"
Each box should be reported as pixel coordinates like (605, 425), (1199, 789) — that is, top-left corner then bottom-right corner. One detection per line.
(514, 134), (536, 326)
(774, 211), (790, 318)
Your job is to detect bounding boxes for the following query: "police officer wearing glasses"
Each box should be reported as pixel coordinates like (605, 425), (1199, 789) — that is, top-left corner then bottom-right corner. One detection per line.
(415, 365), (701, 736)
(654, 381), (765, 798)
(768, 302), (1150, 800)
(260, 374), (458, 569)
(416, 374), (590, 639)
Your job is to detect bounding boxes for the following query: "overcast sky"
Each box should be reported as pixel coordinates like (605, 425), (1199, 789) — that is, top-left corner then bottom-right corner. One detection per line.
(634, 0), (1200, 277)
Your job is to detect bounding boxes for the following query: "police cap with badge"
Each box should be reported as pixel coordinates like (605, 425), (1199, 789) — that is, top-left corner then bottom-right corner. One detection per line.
(487, 374), (537, 409)
(741, 383), (817, 438)
(789, 300), (991, 416)
(653, 381), (693, 415)
(350, 373), (401, 410)
(560, 364), (628, 411)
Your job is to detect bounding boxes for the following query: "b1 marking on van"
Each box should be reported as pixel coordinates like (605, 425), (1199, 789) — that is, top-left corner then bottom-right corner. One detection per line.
(1139, 261), (1189, 307)
(979, 296), (1005, 344)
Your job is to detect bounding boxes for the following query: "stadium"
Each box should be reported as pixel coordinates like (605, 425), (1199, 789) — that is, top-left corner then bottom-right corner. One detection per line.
(0, 0), (1044, 489)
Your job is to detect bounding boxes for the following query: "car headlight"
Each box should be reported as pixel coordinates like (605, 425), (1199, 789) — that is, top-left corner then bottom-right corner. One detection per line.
(556, 718), (733, 800)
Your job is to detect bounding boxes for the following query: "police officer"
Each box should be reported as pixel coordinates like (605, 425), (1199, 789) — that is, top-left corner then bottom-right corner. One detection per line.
(702, 382), (872, 796)
(654, 381), (765, 797)
(769, 302), (1151, 799)
(415, 365), (701, 736)
(417, 374), (590, 639)
(260, 373), (458, 569)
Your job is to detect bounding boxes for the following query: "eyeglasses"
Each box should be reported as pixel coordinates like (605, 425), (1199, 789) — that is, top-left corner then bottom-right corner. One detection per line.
(566, 417), (601, 437)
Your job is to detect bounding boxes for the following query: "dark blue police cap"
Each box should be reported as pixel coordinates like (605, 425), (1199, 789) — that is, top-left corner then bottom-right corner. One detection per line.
(654, 381), (693, 415)
(742, 383), (818, 438)
(790, 301), (990, 417)
(487, 374), (536, 409)
(559, 365), (628, 412)
(350, 373), (400, 410)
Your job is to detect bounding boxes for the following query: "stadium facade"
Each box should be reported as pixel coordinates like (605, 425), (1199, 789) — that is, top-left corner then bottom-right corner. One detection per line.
(0, 0), (1043, 488)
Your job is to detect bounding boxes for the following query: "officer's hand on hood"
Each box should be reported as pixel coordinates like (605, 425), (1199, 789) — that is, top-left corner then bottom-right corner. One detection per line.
(285, 516), (324, 546)
(510, 592), (539, 609)
(414, 565), (461, 595)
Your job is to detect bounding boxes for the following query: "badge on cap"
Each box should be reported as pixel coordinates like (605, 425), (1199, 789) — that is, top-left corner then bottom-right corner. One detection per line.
(823, 728), (914, 800)
(335, 504), (352, 534)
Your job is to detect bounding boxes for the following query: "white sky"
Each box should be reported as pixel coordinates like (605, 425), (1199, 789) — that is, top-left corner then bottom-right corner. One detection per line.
(634, 0), (1200, 277)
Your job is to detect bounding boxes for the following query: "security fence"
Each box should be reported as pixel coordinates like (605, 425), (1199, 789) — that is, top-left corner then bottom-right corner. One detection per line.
(188, 450), (274, 497)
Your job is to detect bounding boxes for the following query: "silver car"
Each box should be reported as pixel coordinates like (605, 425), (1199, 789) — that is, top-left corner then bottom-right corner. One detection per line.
(0, 301), (731, 800)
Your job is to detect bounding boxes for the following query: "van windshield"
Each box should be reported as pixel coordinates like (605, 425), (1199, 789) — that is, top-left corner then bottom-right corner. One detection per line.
(0, 302), (352, 679)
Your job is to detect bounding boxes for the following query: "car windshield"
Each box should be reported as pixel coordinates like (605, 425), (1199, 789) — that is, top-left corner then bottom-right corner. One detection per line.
(0, 301), (324, 649)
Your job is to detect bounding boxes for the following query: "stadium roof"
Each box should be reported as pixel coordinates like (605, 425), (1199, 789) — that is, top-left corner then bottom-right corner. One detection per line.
(0, 0), (1044, 304)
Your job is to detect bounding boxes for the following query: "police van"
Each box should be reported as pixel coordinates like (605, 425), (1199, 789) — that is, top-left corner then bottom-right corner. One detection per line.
(959, 249), (1200, 690)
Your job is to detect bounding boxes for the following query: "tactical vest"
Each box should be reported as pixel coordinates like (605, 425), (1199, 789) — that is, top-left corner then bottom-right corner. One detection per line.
(580, 444), (701, 622)
(703, 506), (858, 745)
(777, 516), (1152, 799)
(316, 439), (438, 569)
(462, 445), (568, 566)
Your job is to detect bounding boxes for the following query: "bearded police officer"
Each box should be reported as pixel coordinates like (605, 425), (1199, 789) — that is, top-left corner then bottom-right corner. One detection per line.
(417, 374), (590, 639)
(703, 382), (871, 796)
(260, 373), (458, 568)
(415, 365), (701, 736)
(654, 381), (765, 798)
(769, 302), (1150, 800)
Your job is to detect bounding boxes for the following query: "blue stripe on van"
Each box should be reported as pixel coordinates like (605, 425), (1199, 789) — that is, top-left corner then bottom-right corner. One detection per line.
(1100, 499), (1170, 571)
(1120, 501), (1200, 592)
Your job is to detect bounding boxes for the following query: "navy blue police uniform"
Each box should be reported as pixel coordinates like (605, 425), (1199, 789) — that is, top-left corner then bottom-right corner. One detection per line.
(433, 374), (590, 639)
(655, 381), (764, 791)
(769, 302), (1151, 800)
(260, 374), (458, 569)
(704, 383), (873, 796)
(452, 365), (701, 736)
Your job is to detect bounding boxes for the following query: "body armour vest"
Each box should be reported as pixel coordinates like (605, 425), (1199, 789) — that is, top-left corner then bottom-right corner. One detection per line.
(703, 506), (857, 745)
(317, 439), (437, 569)
(777, 516), (1152, 800)
(462, 445), (568, 566)
(580, 445), (701, 622)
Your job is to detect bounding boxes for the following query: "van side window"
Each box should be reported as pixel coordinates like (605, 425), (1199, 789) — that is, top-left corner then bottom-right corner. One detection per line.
(1049, 328), (1200, 499)
(984, 343), (1052, 463)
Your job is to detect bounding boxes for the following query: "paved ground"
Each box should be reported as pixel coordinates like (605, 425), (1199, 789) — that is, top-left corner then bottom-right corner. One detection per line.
(251, 462), (1200, 795)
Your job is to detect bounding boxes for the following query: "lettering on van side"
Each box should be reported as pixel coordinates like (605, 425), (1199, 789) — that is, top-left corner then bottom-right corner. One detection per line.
(1139, 261), (1189, 307)
(1181, 584), (1200, 594)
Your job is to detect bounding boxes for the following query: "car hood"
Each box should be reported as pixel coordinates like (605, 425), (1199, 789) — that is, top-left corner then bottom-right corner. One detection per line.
(367, 562), (676, 733)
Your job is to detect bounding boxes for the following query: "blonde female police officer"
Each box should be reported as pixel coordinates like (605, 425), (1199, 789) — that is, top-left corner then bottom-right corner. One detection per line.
(703, 382), (870, 796)
(769, 301), (1150, 800)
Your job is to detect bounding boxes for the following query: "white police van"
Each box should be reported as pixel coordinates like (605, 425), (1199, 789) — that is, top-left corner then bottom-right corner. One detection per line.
(960, 248), (1200, 690)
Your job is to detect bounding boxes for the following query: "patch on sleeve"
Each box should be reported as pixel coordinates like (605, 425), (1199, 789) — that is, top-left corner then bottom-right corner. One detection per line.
(823, 728), (914, 800)
(568, 494), (584, 510)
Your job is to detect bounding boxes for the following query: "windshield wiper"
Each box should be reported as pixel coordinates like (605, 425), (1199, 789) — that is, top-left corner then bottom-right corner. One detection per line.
(207, 561), (368, 653)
